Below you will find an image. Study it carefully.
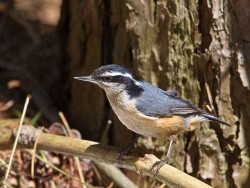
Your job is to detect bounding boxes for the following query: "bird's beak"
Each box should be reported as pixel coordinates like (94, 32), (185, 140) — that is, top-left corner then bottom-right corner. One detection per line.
(74, 76), (96, 83)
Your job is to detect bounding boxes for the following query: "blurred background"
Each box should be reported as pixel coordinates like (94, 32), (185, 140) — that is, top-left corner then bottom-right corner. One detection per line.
(0, 0), (250, 187)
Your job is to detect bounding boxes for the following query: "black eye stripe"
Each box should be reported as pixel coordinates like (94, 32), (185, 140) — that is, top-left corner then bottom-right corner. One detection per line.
(101, 76), (118, 82)
(98, 75), (125, 82)
(104, 76), (111, 80)
(112, 75), (123, 81)
(98, 76), (111, 82)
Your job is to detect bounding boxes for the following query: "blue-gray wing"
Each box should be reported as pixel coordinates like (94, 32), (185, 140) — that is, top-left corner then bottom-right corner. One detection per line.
(135, 83), (204, 117)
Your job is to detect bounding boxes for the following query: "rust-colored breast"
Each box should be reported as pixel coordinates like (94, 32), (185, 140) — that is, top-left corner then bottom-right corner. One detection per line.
(154, 116), (186, 139)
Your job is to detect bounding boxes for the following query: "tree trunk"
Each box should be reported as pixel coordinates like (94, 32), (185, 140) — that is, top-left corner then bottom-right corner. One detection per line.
(66, 0), (250, 187)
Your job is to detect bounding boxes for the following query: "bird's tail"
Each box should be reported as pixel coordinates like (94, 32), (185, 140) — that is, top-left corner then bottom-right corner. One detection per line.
(201, 114), (230, 126)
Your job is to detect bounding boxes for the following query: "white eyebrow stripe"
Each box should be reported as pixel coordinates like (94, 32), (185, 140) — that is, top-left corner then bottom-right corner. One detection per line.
(101, 72), (135, 80)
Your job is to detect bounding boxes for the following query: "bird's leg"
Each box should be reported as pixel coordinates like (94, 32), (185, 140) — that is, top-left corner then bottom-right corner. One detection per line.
(116, 134), (139, 160)
(151, 136), (176, 175)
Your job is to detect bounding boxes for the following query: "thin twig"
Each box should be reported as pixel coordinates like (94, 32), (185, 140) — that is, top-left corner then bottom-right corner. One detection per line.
(4, 95), (30, 183)
(203, 73), (216, 114)
(31, 127), (44, 178)
(58, 112), (86, 188)
(0, 100), (14, 111)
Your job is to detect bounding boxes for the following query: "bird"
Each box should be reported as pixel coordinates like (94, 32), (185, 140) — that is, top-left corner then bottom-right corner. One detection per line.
(74, 64), (230, 174)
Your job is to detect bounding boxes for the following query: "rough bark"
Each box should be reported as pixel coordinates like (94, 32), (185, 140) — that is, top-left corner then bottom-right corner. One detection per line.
(196, 0), (250, 187)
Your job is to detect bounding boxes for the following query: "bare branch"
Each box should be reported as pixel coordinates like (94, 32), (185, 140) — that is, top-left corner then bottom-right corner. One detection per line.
(0, 126), (212, 188)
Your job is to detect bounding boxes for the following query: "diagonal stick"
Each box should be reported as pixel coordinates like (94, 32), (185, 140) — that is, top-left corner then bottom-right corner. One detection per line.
(58, 111), (86, 188)
(4, 95), (31, 182)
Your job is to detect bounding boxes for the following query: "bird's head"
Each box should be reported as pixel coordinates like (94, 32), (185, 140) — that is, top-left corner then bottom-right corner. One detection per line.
(74, 64), (143, 96)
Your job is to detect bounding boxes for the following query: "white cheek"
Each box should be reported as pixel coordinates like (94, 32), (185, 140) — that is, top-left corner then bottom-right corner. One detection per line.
(121, 91), (132, 104)
(103, 82), (117, 88)
(101, 83), (126, 94)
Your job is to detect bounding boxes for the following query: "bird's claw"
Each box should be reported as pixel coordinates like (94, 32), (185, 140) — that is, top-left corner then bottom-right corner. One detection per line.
(151, 158), (169, 176)
(152, 137), (174, 176)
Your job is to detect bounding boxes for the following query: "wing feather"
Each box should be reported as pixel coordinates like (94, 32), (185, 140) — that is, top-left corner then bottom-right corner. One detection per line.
(134, 82), (229, 125)
(135, 83), (204, 118)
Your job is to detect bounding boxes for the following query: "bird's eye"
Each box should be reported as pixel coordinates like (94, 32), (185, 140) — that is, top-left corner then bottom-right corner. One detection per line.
(103, 77), (112, 82)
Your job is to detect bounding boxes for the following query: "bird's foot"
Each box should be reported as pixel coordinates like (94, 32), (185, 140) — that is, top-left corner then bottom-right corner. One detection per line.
(151, 137), (175, 175)
(151, 158), (170, 175)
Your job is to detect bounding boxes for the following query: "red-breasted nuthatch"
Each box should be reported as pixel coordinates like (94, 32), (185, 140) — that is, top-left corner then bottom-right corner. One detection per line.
(75, 64), (230, 174)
